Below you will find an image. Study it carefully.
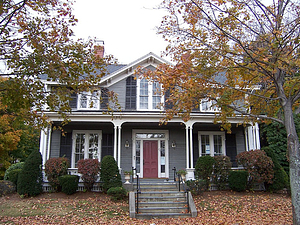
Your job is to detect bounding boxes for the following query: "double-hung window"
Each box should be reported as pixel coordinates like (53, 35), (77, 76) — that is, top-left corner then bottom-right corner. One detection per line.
(200, 98), (219, 112)
(72, 130), (102, 167)
(137, 78), (163, 110)
(198, 131), (225, 157)
(78, 90), (100, 110)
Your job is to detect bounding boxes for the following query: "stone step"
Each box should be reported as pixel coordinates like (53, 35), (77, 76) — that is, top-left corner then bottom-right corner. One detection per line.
(138, 201), (187, 208)
(135, 212), (192, 219)
(138, 206), (188, 214)
(138, 191), (186, 197)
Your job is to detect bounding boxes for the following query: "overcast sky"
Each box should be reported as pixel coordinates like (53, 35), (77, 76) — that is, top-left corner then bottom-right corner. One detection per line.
(72, 0), (168, 64)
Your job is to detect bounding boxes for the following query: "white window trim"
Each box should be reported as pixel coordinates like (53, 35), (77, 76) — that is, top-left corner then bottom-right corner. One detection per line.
(200, 98), (220, 112)
(198, 131), (226, 157)
(71, 130), (102, 168)
(132, 129), (169, 178)
(136, 78), (164, 111)
(77, 90), (100, 110)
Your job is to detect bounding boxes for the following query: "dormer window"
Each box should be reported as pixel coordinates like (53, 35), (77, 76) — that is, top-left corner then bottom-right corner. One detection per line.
(78, 90), (100, 110)
(200, 98), (219, 112)
(137, 78), (164, 110)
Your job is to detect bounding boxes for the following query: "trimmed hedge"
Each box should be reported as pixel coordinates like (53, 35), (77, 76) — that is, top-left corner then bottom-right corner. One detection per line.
(213, 156), (232, 190)
(107, 186), (127, 201)
(17, 150), (43, 197)
(58, 175), (79, 195)
(228, 170), (248, 192)
(45, 157), (69, 192)
(100, 155), (122, 192)
(77, 158), (100, 191)
(4, 162), (24, 181)
(7, 169), (22, 186)
(195, 156), (215, 190)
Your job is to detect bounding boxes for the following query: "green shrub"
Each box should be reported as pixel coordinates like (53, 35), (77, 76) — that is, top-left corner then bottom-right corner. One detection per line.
(228, 170), (248, 192)
(107, 186), (127, 201)
(4, 162), (24, 181)
(17, 150), (43, 197)
(58, 175), (79, 195)
(78, 159), (100, 191)
(263, 147), (289, 192)
(237, 150), (274, 189)
(45, 157), (69, 191)
(0, 180), (16, 196)
(186, 179), (206, 195)
(7, 169), (22, 186)
(100, 155), (122, 192)
(195, 156), (215, 190)
(213, 156), (232, 190)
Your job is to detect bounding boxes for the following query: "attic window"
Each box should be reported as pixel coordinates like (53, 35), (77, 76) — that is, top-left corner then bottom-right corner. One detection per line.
(78, 90), (100, 110)
(137, 78), (164, 111)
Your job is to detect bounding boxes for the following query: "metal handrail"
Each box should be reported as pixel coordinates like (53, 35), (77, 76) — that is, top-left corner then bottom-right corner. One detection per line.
(136, 174), (141, 214)
(174, 168), (190, 213)
(172, 167), (176, 181)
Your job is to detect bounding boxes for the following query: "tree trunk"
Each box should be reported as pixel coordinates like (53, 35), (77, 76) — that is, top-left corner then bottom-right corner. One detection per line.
(283, 102), (300, 225)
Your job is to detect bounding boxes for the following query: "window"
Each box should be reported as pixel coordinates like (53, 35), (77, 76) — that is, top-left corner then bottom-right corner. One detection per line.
(200, 98), (219, 112)
(198, 132), (225, 157)
(78, 90), (100, 110)
(137, 78), (164, 110)
(72, 131), (102, 167)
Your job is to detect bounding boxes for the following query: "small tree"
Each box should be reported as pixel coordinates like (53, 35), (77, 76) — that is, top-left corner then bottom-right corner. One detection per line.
(213, 156), (232, 190)
(45, 157), (70, 191)
(195, 156), (215, 190)
(17, 150), (43, 197)
(100, 155), (122, 192)
(77, 159), (100, 191)
(237, 150), (274, 189)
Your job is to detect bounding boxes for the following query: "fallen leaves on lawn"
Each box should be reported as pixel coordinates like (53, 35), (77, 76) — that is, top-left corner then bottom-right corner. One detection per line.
(0, 191), (292, 224)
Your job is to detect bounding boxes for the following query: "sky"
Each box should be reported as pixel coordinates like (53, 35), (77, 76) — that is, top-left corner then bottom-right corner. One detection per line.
(72, 0), (169, 64)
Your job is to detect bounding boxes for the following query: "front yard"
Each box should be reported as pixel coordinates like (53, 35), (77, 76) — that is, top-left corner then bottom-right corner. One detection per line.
(0, 190), (292, 224)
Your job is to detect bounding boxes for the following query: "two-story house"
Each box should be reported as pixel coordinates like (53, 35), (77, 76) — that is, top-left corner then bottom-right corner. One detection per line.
(39, 52), (260, 181)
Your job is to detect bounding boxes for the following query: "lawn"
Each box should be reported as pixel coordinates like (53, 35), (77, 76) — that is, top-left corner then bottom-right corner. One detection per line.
(0, 190), (292, 224)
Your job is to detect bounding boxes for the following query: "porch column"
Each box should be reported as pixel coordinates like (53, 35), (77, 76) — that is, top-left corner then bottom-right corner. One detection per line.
(46, 126), (52, 161)
(113, 126), (117, 161)
(254, 123), (261, 150)
(117, 126), (121, 168)
(39, 129), (47, 166)
(189, 125), (194, 169)
(185, 126), (189, 169)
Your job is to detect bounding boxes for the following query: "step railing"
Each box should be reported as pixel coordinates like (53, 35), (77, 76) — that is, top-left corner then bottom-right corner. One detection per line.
(136, 174), (141, 214)
(175, 168), (190, 213)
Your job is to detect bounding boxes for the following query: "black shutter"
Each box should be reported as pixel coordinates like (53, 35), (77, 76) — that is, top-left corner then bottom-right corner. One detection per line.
(101, 133), (114, 160)
(225, 134), (237, 167)
(101, 88), (109, 109)
(60, 132), (72, 164)
(125, 76), (136, 109)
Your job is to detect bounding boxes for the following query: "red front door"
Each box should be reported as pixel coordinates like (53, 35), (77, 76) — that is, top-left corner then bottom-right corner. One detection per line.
(143, 140), (158, 178)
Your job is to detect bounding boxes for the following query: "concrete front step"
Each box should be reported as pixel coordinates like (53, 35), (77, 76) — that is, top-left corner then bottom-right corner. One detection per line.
(138, 206), (188, 213)
(130, 179), (196, 219)
(138, 201), (187, 207)
(135, 212), (192, 219)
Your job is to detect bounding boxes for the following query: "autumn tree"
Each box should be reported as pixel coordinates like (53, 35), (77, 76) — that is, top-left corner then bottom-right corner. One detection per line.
(0, 0), (114, 128)
(142, 0), (300, 223)
(0, 1), (115, 175)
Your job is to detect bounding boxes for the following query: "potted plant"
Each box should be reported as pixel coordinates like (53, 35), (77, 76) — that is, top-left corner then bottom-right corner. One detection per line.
(177, 169), (187, 181)
(123, 171), (132, 184)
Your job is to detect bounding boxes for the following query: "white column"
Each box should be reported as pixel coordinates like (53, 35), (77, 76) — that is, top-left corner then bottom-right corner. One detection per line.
(113, 126), (117, 161)
(255, 123), (261, 150)
(186, 126), (189, 169)
(46, 126), (52, 161)
(117, 126), (121, 169)
(189, 126), (193, 169)
(39, 129), (47, 166)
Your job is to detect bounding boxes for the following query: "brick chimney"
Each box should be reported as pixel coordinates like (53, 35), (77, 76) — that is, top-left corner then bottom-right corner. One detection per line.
(94, 40), (105, 58)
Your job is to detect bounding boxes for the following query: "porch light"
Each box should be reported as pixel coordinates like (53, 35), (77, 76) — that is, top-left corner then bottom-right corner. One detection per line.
(171, 141), (176, 148)
(125, 140), (130, 148)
